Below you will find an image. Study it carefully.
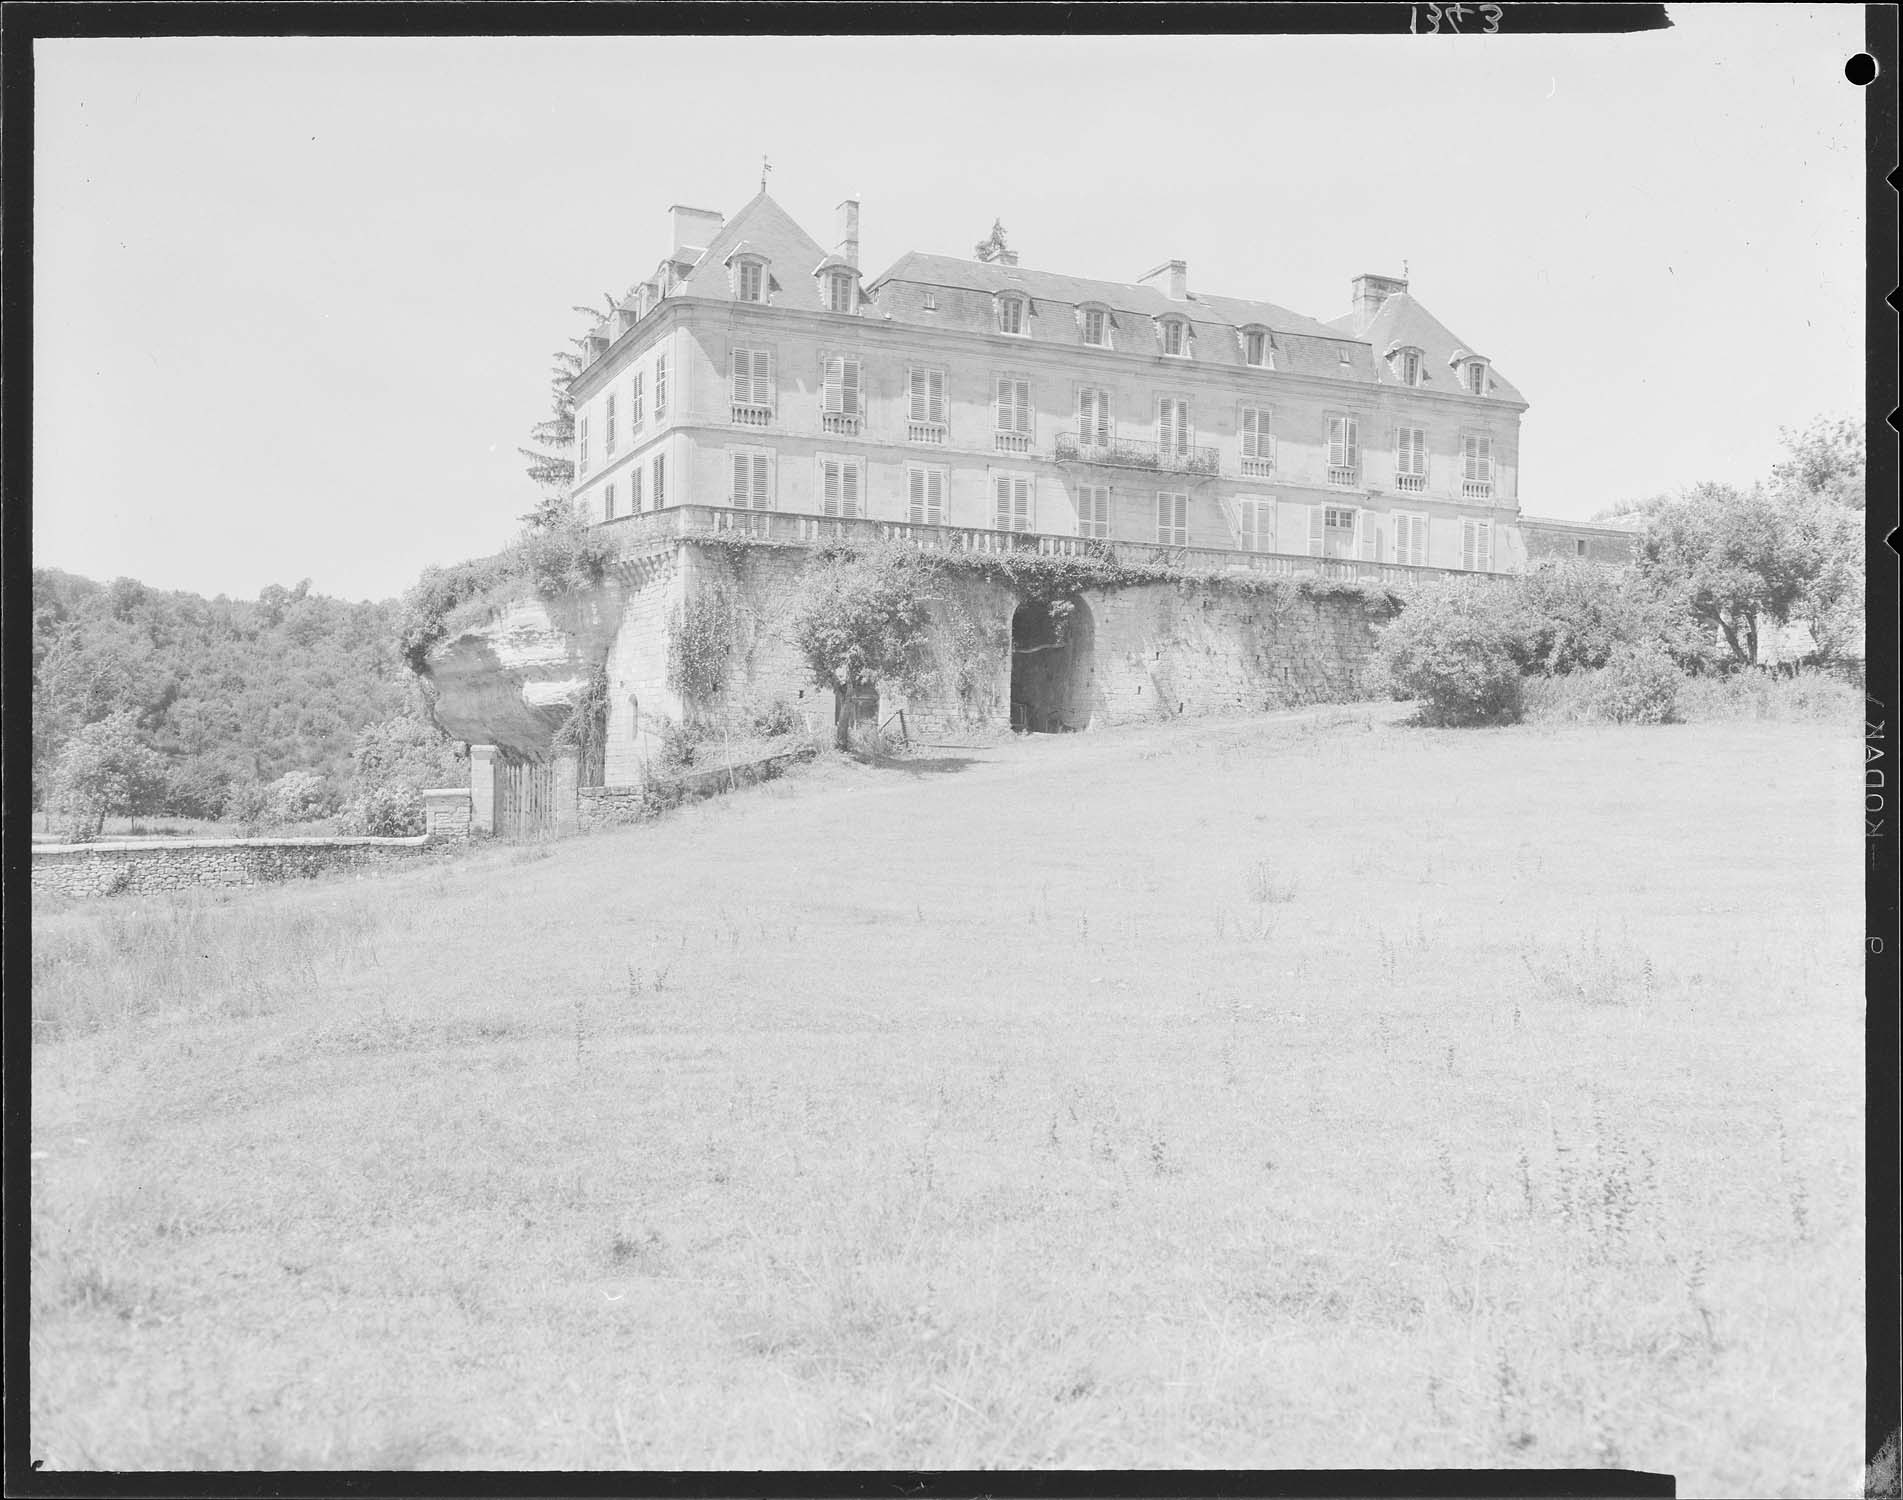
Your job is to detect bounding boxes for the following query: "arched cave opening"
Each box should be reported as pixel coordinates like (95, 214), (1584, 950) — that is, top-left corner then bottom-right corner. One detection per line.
(1009, 595), (1095, 733)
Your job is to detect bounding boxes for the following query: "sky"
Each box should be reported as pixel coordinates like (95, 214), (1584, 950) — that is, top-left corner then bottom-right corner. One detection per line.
(33, 8), (1869, 603)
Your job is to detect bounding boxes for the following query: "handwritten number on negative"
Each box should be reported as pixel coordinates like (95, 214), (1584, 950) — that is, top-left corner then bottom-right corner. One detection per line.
(1413, 3), (1504, 33)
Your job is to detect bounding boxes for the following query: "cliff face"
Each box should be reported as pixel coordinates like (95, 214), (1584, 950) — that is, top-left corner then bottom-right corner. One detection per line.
(423, 586), (632, 758)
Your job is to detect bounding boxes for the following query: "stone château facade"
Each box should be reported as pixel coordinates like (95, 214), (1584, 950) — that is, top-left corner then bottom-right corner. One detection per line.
(423, 191), (1561, 836)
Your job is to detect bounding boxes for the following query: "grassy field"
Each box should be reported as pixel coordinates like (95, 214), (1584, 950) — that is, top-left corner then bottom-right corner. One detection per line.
(29, 703), (1866, 1489)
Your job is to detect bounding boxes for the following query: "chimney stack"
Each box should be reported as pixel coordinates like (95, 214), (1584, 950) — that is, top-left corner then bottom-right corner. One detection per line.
(1348, 272), (1408, 333)
(1139, 259), (1188, 300)
(835, 197), (860, 269)
(998, 248), (1019, 267)
(669, 204), (724, 262)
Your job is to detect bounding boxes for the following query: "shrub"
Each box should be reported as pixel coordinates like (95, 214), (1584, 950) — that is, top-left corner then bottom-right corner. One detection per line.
(267, 770), (338, 825)
(1512, 562), (1713, 676)
(751, 698), (802, 738)
(1672, 666), (1862, 723)
(654, 719), (696, 774)
(1588, 644), (1683, 724)
(337, 783), (425, 837)
(1375, 578), (1525, 727)
(221, 779), (275, 835)
(350, 715), (464, 789)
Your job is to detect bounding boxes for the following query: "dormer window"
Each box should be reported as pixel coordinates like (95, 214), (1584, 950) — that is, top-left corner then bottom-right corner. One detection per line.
(1242, 328), (1274, 369)
(997, 295), (1027, 335)
(734, 257), (767, 304)
(1466, 360), (1488, 396)
(824, 268), (855, 313)
(1387, 345), (1425, 386)
(1158, 317), (1190, 357)
(1080, 305), (1112, 348)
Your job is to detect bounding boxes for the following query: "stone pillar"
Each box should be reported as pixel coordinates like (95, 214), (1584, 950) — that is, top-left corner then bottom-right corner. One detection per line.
(469, 745), (498, 836)
(552, 748), (581, 837)
(421, 787), (472, 842)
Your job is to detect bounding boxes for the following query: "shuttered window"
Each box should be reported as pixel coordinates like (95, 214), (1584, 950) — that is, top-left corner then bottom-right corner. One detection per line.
(1328, 416), (1360, 469)
(1077, 484), (1111, 539)
(630, 467), (644, 514)
(1236, 497), (1274, 551)
(908, 367), (947, 424)
(994, 474), (1033, 532)
(603, 482), (615, 520)
(1156, 492), (1189, 545)
(605, 395), (617, 455)
(1396, 426), (1427, 477)
(630, 373), (644, 433)
(1394, 512), (1428, 566)
(653, 353), (668, 416)
(907, 466), (946, 525)
(1239, 405), (1273, 461)
(1158, 397), (1191, 455)
(731, 348), (774, 408)
(1461, 518), (1493, 571)
(822, 356), (863, 417)
(1462, 435), (1494, 482)
(731, 449), (772, 510)
(578, 416), (589, 473)
(652, 454), (666, 507)
(995, 376), (1032, 435)
(1078, 387), (1113, 447)
(819, 456), (863, 518)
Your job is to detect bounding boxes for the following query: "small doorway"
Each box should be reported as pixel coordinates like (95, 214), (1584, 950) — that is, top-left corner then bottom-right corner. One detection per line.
(1009, 596), (1094, 733)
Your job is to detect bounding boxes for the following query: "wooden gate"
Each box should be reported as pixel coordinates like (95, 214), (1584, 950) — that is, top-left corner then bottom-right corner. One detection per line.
(495, 754), (558, 839)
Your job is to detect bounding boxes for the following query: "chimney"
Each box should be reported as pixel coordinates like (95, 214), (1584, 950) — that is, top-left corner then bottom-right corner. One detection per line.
(998, 248), (1019, 267)
(669, 204), (724, 261)
(1348, 271), (1408, 333)
(1139, 259), (1188, 300)
(835, 197), (860, 269)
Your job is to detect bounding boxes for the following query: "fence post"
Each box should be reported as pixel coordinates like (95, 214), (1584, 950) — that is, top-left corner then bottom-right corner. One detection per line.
(468, 745), (498, 836)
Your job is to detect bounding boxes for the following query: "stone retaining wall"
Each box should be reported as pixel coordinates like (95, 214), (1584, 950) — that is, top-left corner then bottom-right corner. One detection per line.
(32, 835), (444, 900)
(577, 746), (818, 831)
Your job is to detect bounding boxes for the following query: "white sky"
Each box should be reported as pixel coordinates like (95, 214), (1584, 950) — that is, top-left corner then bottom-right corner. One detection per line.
(33, 8), (1868, 602)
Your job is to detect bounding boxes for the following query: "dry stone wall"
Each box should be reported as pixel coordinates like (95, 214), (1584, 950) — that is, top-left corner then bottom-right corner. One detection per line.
(32, 836), (443, 900)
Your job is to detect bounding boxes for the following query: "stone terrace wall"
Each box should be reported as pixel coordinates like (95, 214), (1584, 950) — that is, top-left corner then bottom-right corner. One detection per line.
(669, 542), (1385, 739)
(32, 836), (443, 900)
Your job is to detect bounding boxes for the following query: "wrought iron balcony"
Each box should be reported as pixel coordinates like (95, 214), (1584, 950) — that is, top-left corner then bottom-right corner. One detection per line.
(1055, 432), (1219, 476)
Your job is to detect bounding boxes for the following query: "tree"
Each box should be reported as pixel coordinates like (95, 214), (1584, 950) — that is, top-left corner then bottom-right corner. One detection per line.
(1771, 416), (1865, 510)
(1634, 483), (1818, 666)
(973, 219), (1010, 264)
(349, 714), (464, 791)
(45, 711), (165, 840)
(788, 546), (936, 750)
(517, 295), (621, 517)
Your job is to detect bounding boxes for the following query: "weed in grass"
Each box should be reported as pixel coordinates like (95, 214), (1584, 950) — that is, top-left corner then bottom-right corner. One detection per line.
(1245, 861), (1297, 905)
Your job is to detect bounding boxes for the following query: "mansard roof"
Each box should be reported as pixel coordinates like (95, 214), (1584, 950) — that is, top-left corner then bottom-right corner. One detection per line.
(674, 192), (836, 311)
(867, 252), (1373, 380)
(1327, 290), (1524, 404)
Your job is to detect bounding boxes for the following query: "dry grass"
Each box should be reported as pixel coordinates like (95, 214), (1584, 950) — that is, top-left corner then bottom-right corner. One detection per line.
(29, 704), (1864, 1489)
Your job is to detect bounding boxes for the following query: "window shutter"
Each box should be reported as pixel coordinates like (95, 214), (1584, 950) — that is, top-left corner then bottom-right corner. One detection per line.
(731, 351), (747, 404)
(1159, 399), (1177, 453)
(929, 469), (945, 518)
(994, 474), (1010, 529)
(843, 461), (860, 516)
(908, 466), (925, 520)
(995, 377), (1009, 431)
(822, 356), (841, 414)
(1360, 515), (1377, 561)
(821, 457), (839, 515)
(733, 452), (748, 506)
(909, 368), (925, 423)
(928, 369), (945, 424)
(1308, 505), (1325, 556)
(758, 351), (774, 408)
(843, 359), (861, 418)
(1346, 420), (1360, 469)
(754, 452), (771, 509)
(1480, 520), (1493, 571)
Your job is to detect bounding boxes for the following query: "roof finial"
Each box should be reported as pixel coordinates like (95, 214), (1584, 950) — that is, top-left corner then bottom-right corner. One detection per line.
(761, 155), (772, 195)
(1402, 258), (1409, 281)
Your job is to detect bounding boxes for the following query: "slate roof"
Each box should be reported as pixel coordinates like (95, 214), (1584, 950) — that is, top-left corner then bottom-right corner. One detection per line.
(1325, 290), (1524, 404)
(866, 252), (1375, 381)
(674, 192), (838, 313)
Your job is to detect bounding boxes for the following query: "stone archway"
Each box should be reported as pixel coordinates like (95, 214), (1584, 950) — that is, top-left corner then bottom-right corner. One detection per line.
(1009, 595), (1095, 733)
